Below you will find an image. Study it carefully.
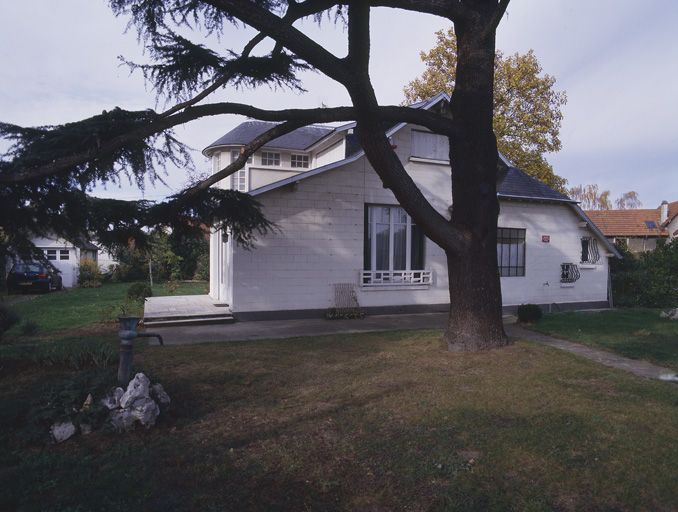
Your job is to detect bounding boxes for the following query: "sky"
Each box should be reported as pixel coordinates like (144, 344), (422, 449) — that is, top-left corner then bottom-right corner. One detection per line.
(0, 1), (676, 207)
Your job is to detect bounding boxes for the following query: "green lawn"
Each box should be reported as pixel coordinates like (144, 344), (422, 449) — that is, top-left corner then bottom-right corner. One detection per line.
(2, 281), (208, 341)
(1, 331), (677, 511)
(532, 309), (678, 371)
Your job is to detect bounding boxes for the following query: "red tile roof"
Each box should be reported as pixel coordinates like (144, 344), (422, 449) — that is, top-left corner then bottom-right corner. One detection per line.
(585, 208), (669, 237)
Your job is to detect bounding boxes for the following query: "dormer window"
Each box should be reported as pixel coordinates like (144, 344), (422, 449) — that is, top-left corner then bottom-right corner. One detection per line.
(291, 154), (310, 168)
(411, 130), (449, 161)
(261, 151), (281, 166)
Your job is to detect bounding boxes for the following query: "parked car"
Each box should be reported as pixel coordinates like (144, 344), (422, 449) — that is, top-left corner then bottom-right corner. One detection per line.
(7, 262), (63, 293)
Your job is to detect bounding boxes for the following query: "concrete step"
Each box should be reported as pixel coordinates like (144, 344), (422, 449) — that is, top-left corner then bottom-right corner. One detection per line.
(143, 315), (235, 328)
(143, 311), (232, 322)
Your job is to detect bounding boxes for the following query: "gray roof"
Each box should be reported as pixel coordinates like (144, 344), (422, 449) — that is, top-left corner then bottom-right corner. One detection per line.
(204, 121), (334, 154)
(497, 166), (574, 203)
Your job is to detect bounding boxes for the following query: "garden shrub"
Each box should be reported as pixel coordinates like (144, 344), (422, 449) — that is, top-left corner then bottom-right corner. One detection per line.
(127, 282), (153, 302)
(611, 239), (678, 307)
(517, 304), (542, 323)
(0, 304), (20, 338)
(78, 258), (103, 288)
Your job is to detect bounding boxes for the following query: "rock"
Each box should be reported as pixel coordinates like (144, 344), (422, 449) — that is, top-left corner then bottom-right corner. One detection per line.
(120, 373), (151, 409)
(101, 387), (124, 410)
(80, 393), (93, 412)
(151, 383), (171, 406)
(50, 421), (76, 443)
(659, 373), (678, 382)
(129, 397), (160, 428)
(660, 308), (678, 320)
(109, 409), (136, 432)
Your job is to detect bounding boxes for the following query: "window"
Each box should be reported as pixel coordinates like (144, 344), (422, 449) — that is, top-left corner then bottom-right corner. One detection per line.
(497, 228), (526, 277)
(230, 150), (252, 165)
(291, 154), (309, 168)
(212, 152), (221, 173)
(411, 130), (449, 161)
(45, 249), (57, 261)
(261, 151), (280, 166)
(364, 205), (425, 271)
(229, 151), (248, 192)
(561, 263), (581, 283)
(59, 250), (69, 260)
(580, 237), (600, 264)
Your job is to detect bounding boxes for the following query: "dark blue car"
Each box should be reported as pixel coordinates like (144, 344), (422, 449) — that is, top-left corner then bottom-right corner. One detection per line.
(7, 262), (63, 293)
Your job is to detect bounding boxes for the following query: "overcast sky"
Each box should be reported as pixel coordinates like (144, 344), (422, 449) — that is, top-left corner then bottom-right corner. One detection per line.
(1, 1), (676, 207)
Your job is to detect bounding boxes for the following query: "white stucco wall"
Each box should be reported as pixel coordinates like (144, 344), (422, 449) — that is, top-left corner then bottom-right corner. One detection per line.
(222, 124), (611, 315)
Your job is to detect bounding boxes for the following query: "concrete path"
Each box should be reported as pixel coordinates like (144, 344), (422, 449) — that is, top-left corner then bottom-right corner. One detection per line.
(150, 312), (449, 345)
(507, 324), (677, 382)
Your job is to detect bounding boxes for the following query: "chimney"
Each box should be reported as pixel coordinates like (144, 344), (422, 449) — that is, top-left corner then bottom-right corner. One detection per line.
(660, 200), (669, 224)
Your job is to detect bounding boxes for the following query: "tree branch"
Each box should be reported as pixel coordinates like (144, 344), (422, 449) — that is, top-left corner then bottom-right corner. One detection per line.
(183, 120), (306, 195)
(0, 103), (454, 184)
(481, 0), (510, 41)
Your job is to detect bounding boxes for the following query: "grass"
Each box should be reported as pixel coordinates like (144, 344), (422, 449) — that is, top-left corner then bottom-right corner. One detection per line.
(1, 330), (677, 511)
(532, 309), (678, 371)
(1, 281), (208, 342)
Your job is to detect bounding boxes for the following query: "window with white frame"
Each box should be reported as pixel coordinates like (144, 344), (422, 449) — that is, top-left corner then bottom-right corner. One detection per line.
(411, 130), (450, 161)
(59, 250), (69, 260)
(45, 249), (57, 261)
(212, 152), (221, 173)
(291, 154), (309, 168)
(230, 149), (252, 165)
(261, 151), (280, 166)
(229, 151), (249, 192)
(363, 205), (427, 285)
(497, 227), (526, 277)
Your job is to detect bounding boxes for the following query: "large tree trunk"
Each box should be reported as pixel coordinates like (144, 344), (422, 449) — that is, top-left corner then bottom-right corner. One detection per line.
(444, 7), (508, 350)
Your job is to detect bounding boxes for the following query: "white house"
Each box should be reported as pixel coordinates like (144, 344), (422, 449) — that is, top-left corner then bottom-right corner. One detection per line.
(204, 93), (619, 320)
(26, 236), (99, 288)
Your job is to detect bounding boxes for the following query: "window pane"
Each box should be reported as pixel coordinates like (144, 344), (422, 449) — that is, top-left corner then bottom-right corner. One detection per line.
(411, 223), (425, 270)
(393, 222), (407, 270)
(375, 222), (390, 270)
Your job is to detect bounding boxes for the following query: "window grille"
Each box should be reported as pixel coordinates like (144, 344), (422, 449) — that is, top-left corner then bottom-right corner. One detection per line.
(497, 228), (526, 277)
(560, 263), (581, 283)
(45, 249), (57, 261)
(59, 250), (69, 260)
(580, 237), (600, 264)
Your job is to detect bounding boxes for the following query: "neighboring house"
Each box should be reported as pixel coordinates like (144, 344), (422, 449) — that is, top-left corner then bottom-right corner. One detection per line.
(586, 200), (678, 253)
(204, 93), (619, 320)
(24, 236), (99, 288)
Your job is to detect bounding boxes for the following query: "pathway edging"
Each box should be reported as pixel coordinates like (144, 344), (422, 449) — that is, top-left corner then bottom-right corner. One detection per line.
(506, 324), (677, 382)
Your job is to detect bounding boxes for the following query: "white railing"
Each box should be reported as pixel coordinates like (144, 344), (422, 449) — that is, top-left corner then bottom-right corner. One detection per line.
(361, 270), (432, 287)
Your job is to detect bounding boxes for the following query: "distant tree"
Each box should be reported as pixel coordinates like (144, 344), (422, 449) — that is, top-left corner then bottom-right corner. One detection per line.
(615, 191), (642, 209)
(404, 28), (567, 191)
(569, 184), (642, 210)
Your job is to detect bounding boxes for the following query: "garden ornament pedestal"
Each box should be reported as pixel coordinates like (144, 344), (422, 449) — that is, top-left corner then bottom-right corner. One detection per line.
(117, 316), (164, 386)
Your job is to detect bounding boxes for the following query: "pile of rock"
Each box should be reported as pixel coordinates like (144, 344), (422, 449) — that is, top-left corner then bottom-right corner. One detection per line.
(102, 373), (171, 432)
(660, 309), (678, 320)
(50, 372), (170, 443)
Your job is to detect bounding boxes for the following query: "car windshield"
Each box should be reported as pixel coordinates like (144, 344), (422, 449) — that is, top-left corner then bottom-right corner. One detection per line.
(12, 263), (44, 273)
